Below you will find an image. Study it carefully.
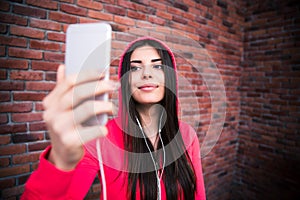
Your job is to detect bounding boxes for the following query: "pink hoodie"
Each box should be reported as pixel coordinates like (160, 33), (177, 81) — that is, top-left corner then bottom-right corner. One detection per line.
(21, 37), (206, 200)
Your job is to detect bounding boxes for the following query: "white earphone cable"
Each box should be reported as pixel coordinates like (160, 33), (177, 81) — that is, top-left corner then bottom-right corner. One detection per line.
(136, 112), (165, 200)
(96, 138), (107, 200)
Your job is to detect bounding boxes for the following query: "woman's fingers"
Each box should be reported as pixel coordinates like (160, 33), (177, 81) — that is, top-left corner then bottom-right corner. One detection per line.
(72, 100), (115, 124)
(43, 64), (119, 111)
(60, 80), (119, 110)
(77, 125), (108, 144)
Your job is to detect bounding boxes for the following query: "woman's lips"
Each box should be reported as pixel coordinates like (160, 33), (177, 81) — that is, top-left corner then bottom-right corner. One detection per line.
(137, 83), (159, 91)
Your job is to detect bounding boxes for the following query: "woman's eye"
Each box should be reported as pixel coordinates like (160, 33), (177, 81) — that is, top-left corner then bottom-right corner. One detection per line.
(153, 65), (164, 70)
(130, 66), (141, 71)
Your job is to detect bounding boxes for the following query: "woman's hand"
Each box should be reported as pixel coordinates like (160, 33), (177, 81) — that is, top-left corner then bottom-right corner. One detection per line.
(42, 65), (119, 170)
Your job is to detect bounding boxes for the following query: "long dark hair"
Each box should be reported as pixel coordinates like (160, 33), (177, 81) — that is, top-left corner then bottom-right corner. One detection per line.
(120, 39), (196, 200)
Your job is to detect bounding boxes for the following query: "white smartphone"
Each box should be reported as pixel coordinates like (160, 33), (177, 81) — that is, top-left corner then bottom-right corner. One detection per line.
(65, 23), (112, 126)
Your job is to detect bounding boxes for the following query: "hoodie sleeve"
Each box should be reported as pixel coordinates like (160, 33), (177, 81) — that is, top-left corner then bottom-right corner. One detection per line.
(190, 133), (207, 200)
(21, 146), (99, 200)
(180, 122), (206, 200)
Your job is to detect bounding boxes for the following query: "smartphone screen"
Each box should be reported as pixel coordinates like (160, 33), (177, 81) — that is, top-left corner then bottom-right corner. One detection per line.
(65, 23), (112, 126)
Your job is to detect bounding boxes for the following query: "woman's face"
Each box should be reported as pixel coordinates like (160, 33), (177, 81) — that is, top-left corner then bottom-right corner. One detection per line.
(129, 45), (165, 105)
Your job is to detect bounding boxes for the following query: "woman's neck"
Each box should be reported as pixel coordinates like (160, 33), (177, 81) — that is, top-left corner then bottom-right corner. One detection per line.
(136, 104), (161, 148)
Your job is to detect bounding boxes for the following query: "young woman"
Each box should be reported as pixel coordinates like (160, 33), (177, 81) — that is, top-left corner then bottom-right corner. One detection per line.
(22, 37), (206, 200)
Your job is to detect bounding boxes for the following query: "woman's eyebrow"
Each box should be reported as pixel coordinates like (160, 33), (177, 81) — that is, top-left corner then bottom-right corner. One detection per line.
(130, 58), (162, 64)
(151, 58), (162, 63)
(130, 60), (142, 63)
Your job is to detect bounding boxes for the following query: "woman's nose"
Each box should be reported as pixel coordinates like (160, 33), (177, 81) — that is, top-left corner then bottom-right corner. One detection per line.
(141, 65), (152, 79)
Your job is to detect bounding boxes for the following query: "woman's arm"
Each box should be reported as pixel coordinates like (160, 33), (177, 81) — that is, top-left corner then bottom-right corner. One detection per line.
(21, 65), (118, 199)
(21, 146), (99, 200)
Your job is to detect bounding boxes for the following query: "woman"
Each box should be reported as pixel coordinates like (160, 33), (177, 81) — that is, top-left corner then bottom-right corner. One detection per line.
(22, 37), (206, 200)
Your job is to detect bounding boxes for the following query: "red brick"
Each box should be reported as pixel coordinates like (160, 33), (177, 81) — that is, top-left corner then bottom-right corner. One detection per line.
(115, 33), (136, 42)
(87, 10), (113, 21)
(32, 162), (39, 170)
(77, 0), (103, 10)
(8, 47), (43, 60)
(35, 102), (44, 111)
(0, 13), (28, 26)
(2, 185), (25, 198)
(0, 35), (27, 47)
(49, 11), (77, 23)
(12, 152), (41, 164)
(172, 15), (188, 24)
(31, 60), (59, 71)
(13, 92), (46, 101)
(12, 132), (45, 144)
(13, 4), (46, 19)
(43, 51), (64, 62)
(0, 1), (10, 11)
(0, 114), (8, 124)
(114, 16), (135, 26)
(156, 10), (172, 20)
(111, 40), (127, 50)
(0, 178), (15, 189)
(0, 81), (24, 91)
(26, 81), (55, 91)
(0, 24), (7, 33)
(10, 26), (45, 39)
(135, 20), (153, 29)
(167, 6), (184, 16)
(0, 102), (33, 113)
(11, 112), (43, 123)
(29, 121), (46, 131)
(148, 16), (166, 25)
(0, 144), (26, 156)
(0, 124), (27, 134)
(30, 40), (61, 51)
(26, 0), (58, 10)
(149, 1), (167, 10)
(60, 0), (75, 3)
(104, 4), (126, 16)
(127, 10), (146, 20)
(47, 31), (65, 42)
(28, 141), (50, 152)
(0, 59), (29, 69)
(0, 45), (5, 56)
(0, 135), (10, 144)
(0, 69), (6, 80)
(60, 3), (87, 16)
(30, 18), (61, 31)
(10, 70), (44, 81)
(0, 46), (7, 56)
(45, 72), (57, 81)
(110, 24), (129, 34)
(18, 174), (31, 185)
(78, 17), (99, 24)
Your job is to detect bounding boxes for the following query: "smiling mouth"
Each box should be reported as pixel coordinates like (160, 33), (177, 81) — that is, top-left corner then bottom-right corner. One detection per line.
(138, 84), (159, 90)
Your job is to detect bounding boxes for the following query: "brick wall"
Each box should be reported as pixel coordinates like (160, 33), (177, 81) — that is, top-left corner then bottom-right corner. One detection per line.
(236, 0), (300, 199)
(0, 0), (298, 200)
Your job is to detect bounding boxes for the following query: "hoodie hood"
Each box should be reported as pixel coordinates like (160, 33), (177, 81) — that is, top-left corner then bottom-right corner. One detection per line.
(117, 36), (179, 119)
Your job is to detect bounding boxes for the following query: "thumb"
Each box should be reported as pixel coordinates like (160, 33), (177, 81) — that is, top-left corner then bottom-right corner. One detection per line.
(57, 64), (65, 84)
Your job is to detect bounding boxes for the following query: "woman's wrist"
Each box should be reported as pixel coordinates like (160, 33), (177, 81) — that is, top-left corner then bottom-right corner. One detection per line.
(47, 146), (83, 171)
